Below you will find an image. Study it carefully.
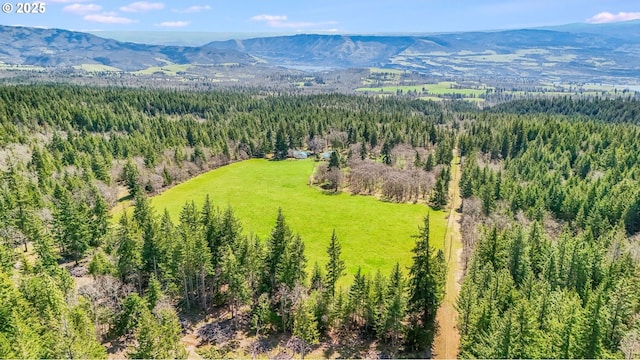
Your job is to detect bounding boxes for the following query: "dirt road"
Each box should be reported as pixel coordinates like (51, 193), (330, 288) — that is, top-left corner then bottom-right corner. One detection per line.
(433, 153), (463, 359)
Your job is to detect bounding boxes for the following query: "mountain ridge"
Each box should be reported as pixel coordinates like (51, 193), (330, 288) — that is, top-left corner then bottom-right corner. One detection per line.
(0, 25), (255, 71)
(1, 23), (640, 82)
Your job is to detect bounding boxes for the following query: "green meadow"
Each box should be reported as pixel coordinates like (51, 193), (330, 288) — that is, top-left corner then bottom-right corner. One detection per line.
(133, 64), (192, 75)
(115, 159), (447, 284)
(356, 81), (488, 97)
(73, 64), (122, 72)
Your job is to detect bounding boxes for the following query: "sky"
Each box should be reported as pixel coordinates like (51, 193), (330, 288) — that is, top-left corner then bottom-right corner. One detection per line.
(1, 0), (640, 34)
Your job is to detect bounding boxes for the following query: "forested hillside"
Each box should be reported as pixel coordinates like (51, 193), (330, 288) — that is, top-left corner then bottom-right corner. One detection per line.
(0, 85), (450, 357)
(1, 86), (639, 358)
(456, 103), (640, 358)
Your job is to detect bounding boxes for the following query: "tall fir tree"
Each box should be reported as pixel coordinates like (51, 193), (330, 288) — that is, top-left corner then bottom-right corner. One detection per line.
(406, 213), (446, 352)
(325, 229), (345, 297)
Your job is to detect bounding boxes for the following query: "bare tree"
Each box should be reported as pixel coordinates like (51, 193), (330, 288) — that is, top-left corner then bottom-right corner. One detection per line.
(326, 168), (344, 192)
(621, 329), (640, 360)
(78, 275), (133, 337)
(307, 136), (326, 153)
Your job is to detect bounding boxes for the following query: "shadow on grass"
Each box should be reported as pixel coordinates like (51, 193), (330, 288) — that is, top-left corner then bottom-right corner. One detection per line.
(117, 193), (133, 203)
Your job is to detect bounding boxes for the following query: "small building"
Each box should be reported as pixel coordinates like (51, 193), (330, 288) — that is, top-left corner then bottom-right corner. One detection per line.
(292, 150), (309, 159)
(321, 151), (334, 160)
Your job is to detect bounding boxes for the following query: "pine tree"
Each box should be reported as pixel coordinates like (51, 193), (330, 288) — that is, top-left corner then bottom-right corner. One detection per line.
(325, 229), (345, 297)
(371, 270), (388, 339)
(406, 213), (446, 352)
(508, 226), (529, 286)
(264, 209), (293, 294)
(251, 293), (272, 338)
(577, 288), (605, 359)
(178, 201), (212, 310)
(292, 298), (320, 360)
(413, 151), (422, 168)
(90, 189), (110, 248)
(430, 175), (448, 210)
(347, 267), (367, 327)
(460, 163), (474, 198)
(360, 142), (368, 160)
(133, 192), (161, 284)
(279, 234), (307, 288)
(145, 274), (162, 311)
(424, 153), (435, 172)
(384, 263), (406, 354)
(328, 151), (340, 169)
(61, 300), (108, 359)
(130, 308), (187, 359)
(53, 187), (91, 265)
(116, 212), (142, 290)
(221, 245), (250, 323)
(274, 127), (288, 160)
(31, 217), (59, 269)
(382, 142), (392, 165)
(123, 159), (140, 197)
(310, 262), (324, 292)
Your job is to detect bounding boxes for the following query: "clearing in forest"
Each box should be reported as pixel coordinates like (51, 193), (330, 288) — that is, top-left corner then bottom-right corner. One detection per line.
(118, 159), (449, 284)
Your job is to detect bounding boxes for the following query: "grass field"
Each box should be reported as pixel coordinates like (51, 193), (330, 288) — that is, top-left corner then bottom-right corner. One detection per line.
(356, 81), (488, 98)
(114, 159), (448, 285)
(133, 64), (192, 75)
(73, 64), (122, 72)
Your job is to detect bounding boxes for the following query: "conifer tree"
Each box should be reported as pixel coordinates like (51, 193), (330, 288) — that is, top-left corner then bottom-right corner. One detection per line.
(406, 214), (446, 352)
(328, 151), (340, 169)
(310, 262), (324, 292)
(123, 160), (140, 197)
(360, 142), (368, 160)
(221, 245), (250, 322)
(280, 234), (307, 288)
(325, 229), (345, 297)
(264, 209), (293, 294)
(292, 298), (320, 360)
(424, 153), (435, 171)
(384, 263), (406, 353)
(116, 212), (142, 290)
(274, 127), (288, 160)
(382, 142), (392, 165)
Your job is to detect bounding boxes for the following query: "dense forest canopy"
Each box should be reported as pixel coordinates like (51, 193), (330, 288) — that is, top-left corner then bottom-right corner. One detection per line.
(0, 85), (639, 358)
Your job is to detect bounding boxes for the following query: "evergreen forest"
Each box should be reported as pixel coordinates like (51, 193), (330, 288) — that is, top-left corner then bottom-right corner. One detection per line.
(0, 85), (639, 358)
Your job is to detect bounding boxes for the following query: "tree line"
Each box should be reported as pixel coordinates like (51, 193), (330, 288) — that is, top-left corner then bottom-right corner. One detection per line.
(456, 107), (640, 358)
(0, 85), (450, 358)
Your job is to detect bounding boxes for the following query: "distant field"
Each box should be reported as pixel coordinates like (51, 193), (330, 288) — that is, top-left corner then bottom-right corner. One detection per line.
(73, 64), (121, 72)
(357, 81), (488, 99)
(133, 64), (192, 75)
(369, 67), (405, 75)
(113, 159), (447, 284)
(0, 63), (46, 71)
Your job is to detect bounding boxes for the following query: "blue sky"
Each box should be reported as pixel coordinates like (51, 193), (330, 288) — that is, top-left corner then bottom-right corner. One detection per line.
(2, 0), (640, 33)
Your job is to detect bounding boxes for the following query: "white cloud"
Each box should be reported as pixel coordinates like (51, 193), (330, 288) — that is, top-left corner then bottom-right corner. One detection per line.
(251, 14), (288, 22)
(119, 1), (164, 13)
(172, 5), (211, 14)
(586, 11), (640, 24)
(157, 21), (190, 28)
(83, 13), (136, 24)
(63, 3), (101, 14)
(250, 14), (337, 29)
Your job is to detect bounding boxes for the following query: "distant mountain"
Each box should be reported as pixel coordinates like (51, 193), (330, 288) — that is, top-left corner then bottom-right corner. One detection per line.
(86, 31), (294, 46)
(205, 34), (417, 68)
(203, 27), (640, 79)
(538, 20), (640, 40)
(0, 26), (254, 71)
(1, 23), (640, 82)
